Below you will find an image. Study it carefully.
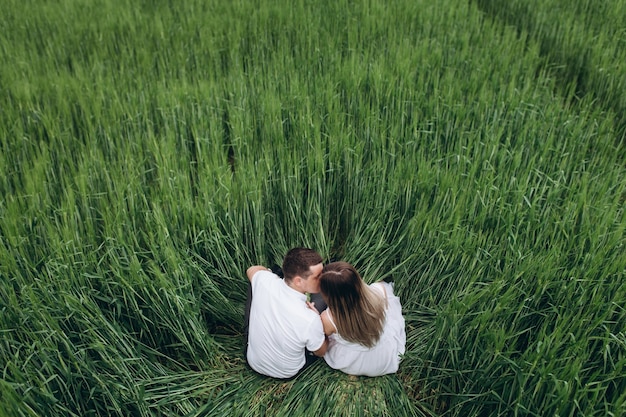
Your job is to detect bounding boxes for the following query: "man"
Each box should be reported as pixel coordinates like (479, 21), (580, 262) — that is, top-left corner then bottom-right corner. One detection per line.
(244, 247), (328, 379)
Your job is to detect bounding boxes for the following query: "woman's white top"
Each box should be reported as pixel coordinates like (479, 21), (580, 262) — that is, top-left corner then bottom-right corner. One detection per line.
(323, 282), (406, 376)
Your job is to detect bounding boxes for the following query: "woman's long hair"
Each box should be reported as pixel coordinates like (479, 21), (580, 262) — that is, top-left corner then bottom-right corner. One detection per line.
(320, 262), (386, 348)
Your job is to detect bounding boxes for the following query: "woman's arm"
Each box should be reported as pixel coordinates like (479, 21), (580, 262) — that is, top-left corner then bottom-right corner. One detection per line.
(320, 310), (336, 336)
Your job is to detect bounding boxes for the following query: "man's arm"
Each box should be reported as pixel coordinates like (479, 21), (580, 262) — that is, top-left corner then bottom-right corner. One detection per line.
(246, 265), (269, 282)
(310, 311), (329, 357)
(312, 336), (328, 357)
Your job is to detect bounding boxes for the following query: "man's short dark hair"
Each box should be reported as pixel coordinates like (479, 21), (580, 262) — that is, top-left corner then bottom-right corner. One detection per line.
(282, 248), (323, 282)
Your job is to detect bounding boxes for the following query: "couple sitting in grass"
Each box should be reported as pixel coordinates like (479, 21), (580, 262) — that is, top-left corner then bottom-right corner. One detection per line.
(244, 247), (406, 379)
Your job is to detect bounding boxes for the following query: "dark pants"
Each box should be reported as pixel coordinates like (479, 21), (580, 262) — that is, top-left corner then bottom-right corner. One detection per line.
(243, 281), (327, 378)
(243, 282), (253, 358)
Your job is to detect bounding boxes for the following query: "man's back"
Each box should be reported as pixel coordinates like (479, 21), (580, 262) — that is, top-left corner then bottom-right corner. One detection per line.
(246, 270), (325, 378)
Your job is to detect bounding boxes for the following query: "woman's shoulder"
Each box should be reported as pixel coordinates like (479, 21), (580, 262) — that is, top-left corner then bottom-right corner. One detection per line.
(369, 281), (388, 299)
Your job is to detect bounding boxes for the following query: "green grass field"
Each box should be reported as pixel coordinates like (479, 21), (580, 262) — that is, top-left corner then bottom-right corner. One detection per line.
(1, 0), (625, 415)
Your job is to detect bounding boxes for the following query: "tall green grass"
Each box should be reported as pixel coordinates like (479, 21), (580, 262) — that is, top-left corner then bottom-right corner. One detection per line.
(474, 0), (626, 138)
(1, 0), (624, 415)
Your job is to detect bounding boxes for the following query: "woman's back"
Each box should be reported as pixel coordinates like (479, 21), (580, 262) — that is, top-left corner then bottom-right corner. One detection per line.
(323, 282), (406, 376)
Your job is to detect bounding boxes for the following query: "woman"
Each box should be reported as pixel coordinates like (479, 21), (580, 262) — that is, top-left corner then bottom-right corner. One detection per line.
(312, 261), (406, 376)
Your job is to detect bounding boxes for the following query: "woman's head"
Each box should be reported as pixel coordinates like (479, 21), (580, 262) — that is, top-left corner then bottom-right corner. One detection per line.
(319, 261), (361, 309)
(320, 262), (385, 347)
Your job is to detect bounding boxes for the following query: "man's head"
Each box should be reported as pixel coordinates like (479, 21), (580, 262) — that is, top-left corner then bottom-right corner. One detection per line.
(282, 247), (323, 294)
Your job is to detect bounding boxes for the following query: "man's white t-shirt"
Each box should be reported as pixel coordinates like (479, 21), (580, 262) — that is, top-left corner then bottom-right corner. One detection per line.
(246, 270), (325, 378)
